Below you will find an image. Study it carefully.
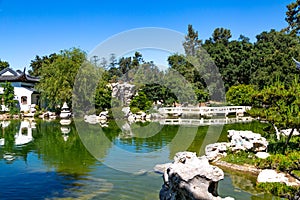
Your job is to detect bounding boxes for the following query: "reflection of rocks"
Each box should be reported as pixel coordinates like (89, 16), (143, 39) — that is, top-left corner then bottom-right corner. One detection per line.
(111, 82), (135, 106)
(52, 176), (113, 200)
(60, 119), (71, 126)
(223, 170), (260, 195)
(158, 152), (234, 200)
(84, 114), (109, 126)
(61, 126), (70, 142)
(257, 169), (300, 187)
(3, 152), (16, 162)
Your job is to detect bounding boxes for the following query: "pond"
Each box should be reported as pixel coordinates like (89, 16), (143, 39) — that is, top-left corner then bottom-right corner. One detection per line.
(0, 119), (283, 199)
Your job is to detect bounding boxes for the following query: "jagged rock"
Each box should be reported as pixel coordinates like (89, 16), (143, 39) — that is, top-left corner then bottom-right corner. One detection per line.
(122, 107), (131, 117)
(228, 130), (268, 152)
(205, 142), (230, 162)
(111, 82), (135, 106)
(205, 130), (269, 162)
(159, 151), (234, 200)
(154, 163), (172, 174)
(257, 169), (300, 187)
(99, 111), (109, 120)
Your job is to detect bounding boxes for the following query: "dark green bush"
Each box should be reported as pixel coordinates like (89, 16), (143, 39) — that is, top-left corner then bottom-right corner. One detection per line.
(257, 182), (299, 199)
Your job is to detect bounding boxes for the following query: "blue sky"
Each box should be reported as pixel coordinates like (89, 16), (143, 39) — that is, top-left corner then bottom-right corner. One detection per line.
(0, 0), (294, 70)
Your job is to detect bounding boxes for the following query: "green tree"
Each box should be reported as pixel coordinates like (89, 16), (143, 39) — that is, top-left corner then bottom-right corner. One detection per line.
(250, 30), (300, 88)
(226, 84), (256, 106)
(249, 79), (300, 154)
(29, 53), (58, 76)
(212, 27), (232, 44)
(0, 59), (9, 71)
(129, 91), (152, 112)
(2, 82), (19, 114)
(285, 0), (300, 35)
(183, 24), (202, 56)
(36, 48), (86, 110)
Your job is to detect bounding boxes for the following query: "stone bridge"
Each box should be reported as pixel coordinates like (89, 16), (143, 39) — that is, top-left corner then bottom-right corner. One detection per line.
(158, 106), (251, 117)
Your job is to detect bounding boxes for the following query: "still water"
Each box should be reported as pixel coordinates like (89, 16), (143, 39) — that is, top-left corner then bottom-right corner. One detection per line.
(0, 119), (282, 199)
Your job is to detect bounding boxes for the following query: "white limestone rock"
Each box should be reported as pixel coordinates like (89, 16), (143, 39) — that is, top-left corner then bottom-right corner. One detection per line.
(255, 152), (270, 159)
(159, 151), (234, 200)
(111, 82), (136, 106)
(205, 142), (230, 162)
(228, 130), (268, 152)
(257, 169), (300, 187)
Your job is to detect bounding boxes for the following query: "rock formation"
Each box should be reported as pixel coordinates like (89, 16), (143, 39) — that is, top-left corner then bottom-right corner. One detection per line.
(111, 82), (135, 106)
(257, 169), (300, 187)
(205, 130), (269, 162)
(158, 152), (234, 200)
(228, 130), (268, 152)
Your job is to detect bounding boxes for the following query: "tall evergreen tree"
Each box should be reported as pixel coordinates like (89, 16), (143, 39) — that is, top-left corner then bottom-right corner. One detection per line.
(183, 24), (202, 56)
(285, 0), (300, 35)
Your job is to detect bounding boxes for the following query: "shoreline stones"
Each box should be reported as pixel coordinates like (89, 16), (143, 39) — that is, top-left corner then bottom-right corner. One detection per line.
(158, 151), (234, 200)
(257, 169), (300, 187)
(205, 130), (269, 162)
(228, 130), (268, 152)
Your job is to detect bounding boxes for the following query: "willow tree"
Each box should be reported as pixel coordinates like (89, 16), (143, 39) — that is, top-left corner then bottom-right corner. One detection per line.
(249, 79), (300, 154)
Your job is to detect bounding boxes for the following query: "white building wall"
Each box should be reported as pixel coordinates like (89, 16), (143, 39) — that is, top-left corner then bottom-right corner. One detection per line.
(0, 86), (34, 112)
(14, 87), (33, 112)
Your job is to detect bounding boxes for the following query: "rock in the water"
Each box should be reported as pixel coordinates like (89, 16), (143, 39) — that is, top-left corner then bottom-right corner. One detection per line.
(257, 169), (300, 187)
(228, 130), (268, 152)
(159, 151), (234, 200)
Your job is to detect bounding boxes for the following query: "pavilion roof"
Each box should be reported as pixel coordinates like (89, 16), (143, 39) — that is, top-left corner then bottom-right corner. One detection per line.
(0, 68), (39, 83)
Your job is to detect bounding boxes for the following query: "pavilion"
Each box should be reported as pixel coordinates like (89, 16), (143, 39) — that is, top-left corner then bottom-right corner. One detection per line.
(0, 68), (40, 112)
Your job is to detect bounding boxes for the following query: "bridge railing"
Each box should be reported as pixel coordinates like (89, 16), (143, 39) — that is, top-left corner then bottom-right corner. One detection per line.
(158, 106), (251, 116)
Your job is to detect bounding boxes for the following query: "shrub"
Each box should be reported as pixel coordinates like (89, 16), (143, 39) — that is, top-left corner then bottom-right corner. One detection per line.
(255, 151), (300, 173)
(257, 182), (299, 199)
(130, 107), (140, 114)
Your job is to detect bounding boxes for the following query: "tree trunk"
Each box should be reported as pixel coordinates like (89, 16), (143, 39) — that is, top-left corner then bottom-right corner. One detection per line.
(273, 123), (280, 140)
(282, 128), (294, 154)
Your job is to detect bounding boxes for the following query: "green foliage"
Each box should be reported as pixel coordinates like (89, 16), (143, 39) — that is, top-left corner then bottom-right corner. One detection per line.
(130, 107), (140, 114)
(257, 182), (299, 199)
(226, 84), (257, 106)
(36, 48), (86, 110)
(255, 151), (300, 173)
(29, 53), (58, 76)
(0, 59), (9, 71)
(183, 24), (202, 56)
(212, 27), (232, 44)
(250, 30), (300, 88)
(129, 91), (152, 112)
(248, 79), (300, 153)
(221, 150), (259, 165)
(2, 82), (19, 114)
(285, 0), (300, 35)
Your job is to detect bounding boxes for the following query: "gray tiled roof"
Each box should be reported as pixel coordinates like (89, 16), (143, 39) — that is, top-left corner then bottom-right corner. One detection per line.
(0, 68), (39, 83)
